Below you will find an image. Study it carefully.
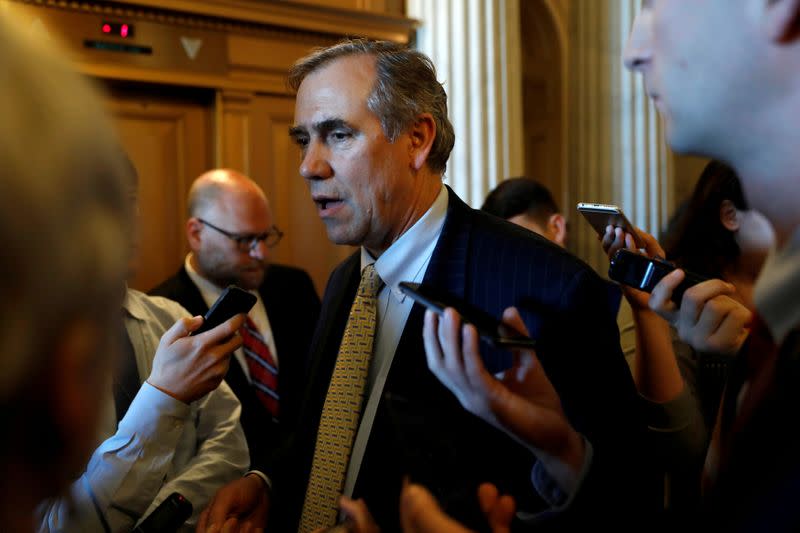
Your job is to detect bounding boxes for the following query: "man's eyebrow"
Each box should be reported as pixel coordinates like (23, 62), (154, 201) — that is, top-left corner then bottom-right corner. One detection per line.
(288, 125), (307, 139)
(289, 118), (353, 135)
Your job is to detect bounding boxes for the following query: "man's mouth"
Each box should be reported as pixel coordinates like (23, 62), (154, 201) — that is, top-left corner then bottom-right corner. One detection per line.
(313, 196), (343, 214)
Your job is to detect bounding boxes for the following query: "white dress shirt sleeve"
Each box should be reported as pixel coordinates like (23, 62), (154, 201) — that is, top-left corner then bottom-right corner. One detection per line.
(35, 382), (191, 533)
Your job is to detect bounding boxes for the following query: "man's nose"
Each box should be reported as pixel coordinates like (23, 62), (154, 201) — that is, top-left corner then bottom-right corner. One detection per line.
(300, 141), (333, 180)
(622, 11), (652, 72)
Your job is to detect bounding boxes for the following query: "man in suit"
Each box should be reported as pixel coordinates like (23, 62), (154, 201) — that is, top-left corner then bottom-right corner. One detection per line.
(198, 39), (656, 533)
(150, 169), (321, 468)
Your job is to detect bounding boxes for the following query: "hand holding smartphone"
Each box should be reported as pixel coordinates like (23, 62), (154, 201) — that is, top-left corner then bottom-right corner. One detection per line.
(398, 282), (536, 351)
(608, 249), (708, 305)
(190, 285), (257, 336)
(577, 202), (645, 248)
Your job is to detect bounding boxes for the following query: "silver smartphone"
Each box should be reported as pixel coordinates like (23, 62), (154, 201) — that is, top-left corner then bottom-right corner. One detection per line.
(577, 202), (645, 248)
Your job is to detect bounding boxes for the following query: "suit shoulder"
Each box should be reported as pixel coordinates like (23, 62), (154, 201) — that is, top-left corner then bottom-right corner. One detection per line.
(471, 209), (598, 280)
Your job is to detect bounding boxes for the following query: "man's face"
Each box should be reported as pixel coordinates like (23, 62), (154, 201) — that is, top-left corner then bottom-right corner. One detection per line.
(291, 55), (419, 254)
(623, 0), (758, 156)
(193, 192), (273, 290)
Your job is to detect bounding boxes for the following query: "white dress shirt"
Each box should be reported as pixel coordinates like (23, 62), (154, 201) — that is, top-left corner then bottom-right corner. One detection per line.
(36, 289), (248, 533)
(341, 185), (449, 498)
(185, 254), (279, 375)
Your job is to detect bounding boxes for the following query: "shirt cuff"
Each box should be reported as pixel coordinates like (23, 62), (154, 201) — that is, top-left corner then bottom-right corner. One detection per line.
(530, 435), (594, 510)
(245, 470), (272, 492)
(118, 381), (191, 439)
(641, 385), (696, 433)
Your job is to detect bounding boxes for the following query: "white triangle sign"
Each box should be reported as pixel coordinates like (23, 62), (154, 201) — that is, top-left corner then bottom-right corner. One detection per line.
(180, 37), (203, 60)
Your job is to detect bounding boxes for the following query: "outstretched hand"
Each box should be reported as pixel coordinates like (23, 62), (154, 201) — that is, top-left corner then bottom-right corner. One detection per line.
(400, 482), (515, 533)
(649, 272), (751, 355)
(197, 473), (269, 533)
(601, 225), (666, 311)
(422, 306), (585, 476)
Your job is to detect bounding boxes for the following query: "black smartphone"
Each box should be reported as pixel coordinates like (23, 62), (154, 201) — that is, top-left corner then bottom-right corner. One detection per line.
(190, 285), (257, 336)
(398, 282), (536, 351)
(132, 492), (193, 533)
(608, 249), (708, 305)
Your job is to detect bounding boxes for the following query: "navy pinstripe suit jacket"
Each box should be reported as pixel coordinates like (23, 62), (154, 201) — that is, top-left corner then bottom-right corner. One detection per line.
(271, 187), (658, 531)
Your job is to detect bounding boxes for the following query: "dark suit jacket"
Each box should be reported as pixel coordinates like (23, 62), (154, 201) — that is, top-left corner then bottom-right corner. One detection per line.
(270, 188), (659, 532)
(149, 263), (321, 467)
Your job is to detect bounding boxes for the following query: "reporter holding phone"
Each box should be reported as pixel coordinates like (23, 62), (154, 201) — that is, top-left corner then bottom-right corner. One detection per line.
(37, 167), (250, 532)
(599, 161), (773, 515)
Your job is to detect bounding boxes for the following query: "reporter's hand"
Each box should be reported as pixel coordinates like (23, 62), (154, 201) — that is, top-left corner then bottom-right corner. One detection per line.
(601, 225), (666, 311)
(338, 496), (380, 533)
(423, 307), (585, 475)
(400, 482), (514, 533)
(148, 313), (245, 404)
(197, 474), (269, 533)
(649, 272), (752, 355)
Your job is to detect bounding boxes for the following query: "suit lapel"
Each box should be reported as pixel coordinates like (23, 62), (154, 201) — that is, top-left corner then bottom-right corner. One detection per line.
(391, 187), (473, 380)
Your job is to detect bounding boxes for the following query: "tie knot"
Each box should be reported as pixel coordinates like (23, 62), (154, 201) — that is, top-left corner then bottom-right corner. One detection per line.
(359, 264), (383, 299)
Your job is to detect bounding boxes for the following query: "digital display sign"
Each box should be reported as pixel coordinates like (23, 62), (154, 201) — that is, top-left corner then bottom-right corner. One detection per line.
(101, 21), (134, 39)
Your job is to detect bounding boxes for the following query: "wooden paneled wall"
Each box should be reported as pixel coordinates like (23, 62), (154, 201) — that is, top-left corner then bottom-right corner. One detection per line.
(9, 0), (415, 294)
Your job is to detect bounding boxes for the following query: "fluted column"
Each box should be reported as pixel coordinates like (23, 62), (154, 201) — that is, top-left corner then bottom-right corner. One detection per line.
(566, 0), (672, 273)
(407, 0), (524, 207)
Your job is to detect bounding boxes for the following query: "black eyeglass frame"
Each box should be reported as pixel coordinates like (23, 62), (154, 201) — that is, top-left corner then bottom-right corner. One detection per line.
(198, 218), (284, 251)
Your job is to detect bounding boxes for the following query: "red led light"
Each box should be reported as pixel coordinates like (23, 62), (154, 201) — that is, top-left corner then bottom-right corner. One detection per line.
(120, 24), (129, 38)
(102, 23), (111, 33)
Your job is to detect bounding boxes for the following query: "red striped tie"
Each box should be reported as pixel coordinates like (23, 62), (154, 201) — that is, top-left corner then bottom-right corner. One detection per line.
(240, 316), (279, 419)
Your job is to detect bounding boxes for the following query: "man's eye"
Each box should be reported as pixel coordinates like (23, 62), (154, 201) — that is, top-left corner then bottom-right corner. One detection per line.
(331, 131), (351, 141)
(293, 136), (309, 147)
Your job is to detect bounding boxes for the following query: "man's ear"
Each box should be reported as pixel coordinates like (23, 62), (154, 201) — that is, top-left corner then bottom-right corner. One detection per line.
(408, 113), (436, 172)
(720, 199), (740, 232)
(547, 213), (568, 248)
(186, 217), (204, 249)
(764, 0), (800, 42)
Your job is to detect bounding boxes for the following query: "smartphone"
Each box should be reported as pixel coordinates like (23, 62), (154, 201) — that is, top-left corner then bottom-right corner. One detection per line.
(608, 249), (709, 305)
(577, 202), (645, 248)
(190, 285), (257, 336)
(132, 492), (193, 533)
(398, 282), (536, 351)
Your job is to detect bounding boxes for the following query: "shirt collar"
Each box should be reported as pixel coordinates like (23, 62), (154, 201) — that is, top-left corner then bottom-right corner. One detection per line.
(754, 226), (800, 344)
(360, 185), (449, 301)
(122, 288), (149, 322)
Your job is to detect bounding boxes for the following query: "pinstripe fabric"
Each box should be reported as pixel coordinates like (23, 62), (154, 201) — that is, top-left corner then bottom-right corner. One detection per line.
(240, 316), (280, 419)
(298, 264), (382, 531)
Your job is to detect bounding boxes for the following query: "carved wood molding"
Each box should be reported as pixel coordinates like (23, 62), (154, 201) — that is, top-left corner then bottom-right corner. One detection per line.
(17, 0), (416, 42)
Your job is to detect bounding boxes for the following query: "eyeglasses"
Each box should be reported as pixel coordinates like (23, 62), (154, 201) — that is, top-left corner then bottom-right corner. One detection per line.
(198, 218), (284, 251)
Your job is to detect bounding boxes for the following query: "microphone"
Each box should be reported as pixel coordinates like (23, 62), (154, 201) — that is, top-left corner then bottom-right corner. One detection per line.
(132, 492), (193, 533)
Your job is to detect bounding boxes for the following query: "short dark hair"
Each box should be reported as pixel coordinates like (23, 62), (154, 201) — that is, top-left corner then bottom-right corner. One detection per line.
(661, 160), (747, 279)
(288, 38), (455, 174)
(481, 177), (560, 225)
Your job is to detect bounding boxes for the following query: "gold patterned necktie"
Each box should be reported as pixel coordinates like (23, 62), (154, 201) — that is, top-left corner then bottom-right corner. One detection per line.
(298, 264), (383, 532)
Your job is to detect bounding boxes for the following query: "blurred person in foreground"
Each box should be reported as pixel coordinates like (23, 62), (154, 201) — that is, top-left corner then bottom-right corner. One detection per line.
(0, 12), (131, 532)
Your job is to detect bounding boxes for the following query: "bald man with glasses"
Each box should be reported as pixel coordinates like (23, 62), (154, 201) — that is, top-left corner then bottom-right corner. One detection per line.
(151, 169), (321, 469)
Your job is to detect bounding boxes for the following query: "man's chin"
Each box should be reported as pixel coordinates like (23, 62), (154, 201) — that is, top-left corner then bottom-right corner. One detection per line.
(237, 270), (266, 290)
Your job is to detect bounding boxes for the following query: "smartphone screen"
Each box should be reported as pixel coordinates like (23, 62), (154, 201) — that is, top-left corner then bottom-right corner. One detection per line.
(398, 282), (536, 351)
(608, 249), (708, 305)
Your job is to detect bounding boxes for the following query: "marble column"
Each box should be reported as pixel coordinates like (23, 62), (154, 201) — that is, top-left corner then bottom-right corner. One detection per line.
(407, 0), (525, 207)
(566, 0), (673, 274)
